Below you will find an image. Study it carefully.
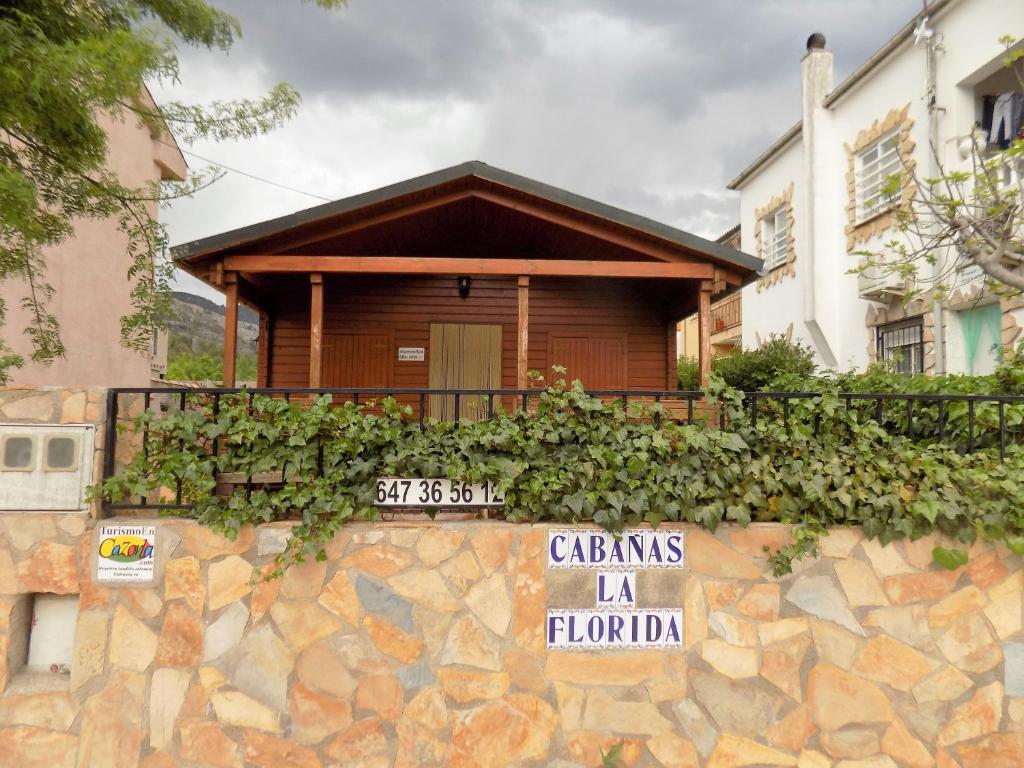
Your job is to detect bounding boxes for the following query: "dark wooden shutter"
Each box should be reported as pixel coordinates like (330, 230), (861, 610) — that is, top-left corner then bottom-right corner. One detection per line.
(322, 331), (394, 387)
(549, 334), (627, 390)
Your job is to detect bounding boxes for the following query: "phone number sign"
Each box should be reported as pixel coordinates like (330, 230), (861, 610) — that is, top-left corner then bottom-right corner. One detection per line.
(376, 478), (505, 507)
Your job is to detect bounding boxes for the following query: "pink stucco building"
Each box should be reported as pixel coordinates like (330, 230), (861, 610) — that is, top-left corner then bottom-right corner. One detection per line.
(1, 86), (187, 388)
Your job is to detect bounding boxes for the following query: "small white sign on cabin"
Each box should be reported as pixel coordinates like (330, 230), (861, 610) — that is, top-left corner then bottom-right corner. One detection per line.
(398, 347), (425, 361)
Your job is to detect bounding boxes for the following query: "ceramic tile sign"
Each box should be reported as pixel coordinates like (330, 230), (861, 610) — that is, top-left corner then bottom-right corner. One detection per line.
(548, 529), (683, 570)
(96, 524), (156, 582)
(546, 529), (684, 649)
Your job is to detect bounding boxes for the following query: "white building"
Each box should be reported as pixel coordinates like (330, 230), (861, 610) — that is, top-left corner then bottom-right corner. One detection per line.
(729, 0), (1024, 375)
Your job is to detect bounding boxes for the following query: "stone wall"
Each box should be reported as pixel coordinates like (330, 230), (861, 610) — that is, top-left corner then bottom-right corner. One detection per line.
(0, 516), (1021, 767)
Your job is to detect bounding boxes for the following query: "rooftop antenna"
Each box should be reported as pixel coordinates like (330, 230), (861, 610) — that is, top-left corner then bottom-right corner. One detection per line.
(913, 0), (934, 47)
(914, 0), (944, 113)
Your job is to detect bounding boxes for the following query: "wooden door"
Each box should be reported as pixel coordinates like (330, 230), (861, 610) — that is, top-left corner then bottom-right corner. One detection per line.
(428, 323), (502, 420)
(549, 334), (627, 390)
(322, 330), (394, 388)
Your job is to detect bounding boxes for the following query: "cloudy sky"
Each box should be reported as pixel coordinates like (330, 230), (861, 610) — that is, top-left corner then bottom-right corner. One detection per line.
(158, 0), (923, 302)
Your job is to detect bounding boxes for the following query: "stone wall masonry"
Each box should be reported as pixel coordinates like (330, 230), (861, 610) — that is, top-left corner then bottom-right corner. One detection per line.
(0, 515), (1022, 767)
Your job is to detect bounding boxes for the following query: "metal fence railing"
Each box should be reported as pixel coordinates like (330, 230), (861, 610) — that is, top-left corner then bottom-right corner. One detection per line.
(100, 386), (1024, 514)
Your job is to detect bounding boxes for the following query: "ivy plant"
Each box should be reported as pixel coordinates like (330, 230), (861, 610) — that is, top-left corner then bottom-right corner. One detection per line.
(97, 372), (1024, 576)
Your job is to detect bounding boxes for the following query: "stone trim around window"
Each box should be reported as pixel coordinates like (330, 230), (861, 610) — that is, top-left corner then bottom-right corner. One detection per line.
(753, 183), (796, 291)
(844, 104), (916, 251)
(945, 282), (1024, 353)
(865, 299), (933, 374)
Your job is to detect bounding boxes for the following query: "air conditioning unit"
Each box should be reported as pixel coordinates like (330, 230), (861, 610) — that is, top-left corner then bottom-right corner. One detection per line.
(857, 257), (910, 301)
(0, 424), (95, 512)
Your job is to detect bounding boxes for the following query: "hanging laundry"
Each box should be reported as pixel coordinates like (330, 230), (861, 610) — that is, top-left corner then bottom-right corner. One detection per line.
(989, 91), (1024, 149)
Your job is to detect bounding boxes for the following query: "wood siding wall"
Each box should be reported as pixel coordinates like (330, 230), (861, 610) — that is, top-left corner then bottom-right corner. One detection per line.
(265, 275), (675, 391)
(527, 279), (671, 391)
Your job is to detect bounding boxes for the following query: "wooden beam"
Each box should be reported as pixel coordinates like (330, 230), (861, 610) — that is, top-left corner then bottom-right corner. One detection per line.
(309, 273), (324, 388)
(235, 277), (270, 316)
(698, 280), (713, 385)
(222, 255), (715, 280)
(517, 276), (529, 389)
(209, 261), (224, 289)
(223, 272), (239, 387)
(712, 267), (738, 292)
(257, 190), (473, 253)
(712, 269), (727, 295)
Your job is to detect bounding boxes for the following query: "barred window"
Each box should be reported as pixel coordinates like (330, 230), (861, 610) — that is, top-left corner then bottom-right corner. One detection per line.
(876, 318), (924, 375)
(856, 130), (901, 222)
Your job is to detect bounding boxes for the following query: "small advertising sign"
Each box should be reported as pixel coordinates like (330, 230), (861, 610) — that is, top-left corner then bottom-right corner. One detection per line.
(96, 525), (156, 582)
(398, 347), (425, 361)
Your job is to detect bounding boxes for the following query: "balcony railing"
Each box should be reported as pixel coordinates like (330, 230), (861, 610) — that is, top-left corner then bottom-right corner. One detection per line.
(985, 147), (1023, 192)
(710, 293), (741, 334)
(100, 386), (1024, 514)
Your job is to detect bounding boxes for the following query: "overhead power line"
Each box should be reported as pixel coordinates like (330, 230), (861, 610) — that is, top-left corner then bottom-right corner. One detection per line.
(161, 140), (334, 202)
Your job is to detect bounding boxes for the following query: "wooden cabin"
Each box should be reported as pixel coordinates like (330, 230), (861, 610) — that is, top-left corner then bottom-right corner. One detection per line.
(173, 162), (760, 409)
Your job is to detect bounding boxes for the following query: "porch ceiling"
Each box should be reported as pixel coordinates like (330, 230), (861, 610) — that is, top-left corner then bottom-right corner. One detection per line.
(279, 195), (680, 262)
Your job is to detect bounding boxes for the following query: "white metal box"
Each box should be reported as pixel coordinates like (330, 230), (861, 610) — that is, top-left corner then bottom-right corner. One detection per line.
(0, 424), (95, 511)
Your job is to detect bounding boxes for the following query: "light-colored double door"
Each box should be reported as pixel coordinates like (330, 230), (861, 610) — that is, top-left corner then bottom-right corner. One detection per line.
(428, 323), (502, 420)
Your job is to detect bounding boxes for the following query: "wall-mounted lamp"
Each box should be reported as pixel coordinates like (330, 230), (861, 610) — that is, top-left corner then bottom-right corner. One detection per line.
(958, 125), (988, 160)
(458, 276), (471, 299)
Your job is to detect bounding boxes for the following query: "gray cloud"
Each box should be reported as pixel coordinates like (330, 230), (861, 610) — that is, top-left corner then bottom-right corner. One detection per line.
(178, 0), (544, 100)
(176, 0), (920, 109)
(603, 186), (740, 241)
(162, 0), (924, 302)
(614, 1), (926, 119)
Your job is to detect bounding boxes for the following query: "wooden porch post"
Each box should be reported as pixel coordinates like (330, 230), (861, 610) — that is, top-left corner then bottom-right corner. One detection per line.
(309, 273), (324, 388)
(517, 276), (530, 389)
(666, 320), (678, 390)
(256, 310), (272, 388)
(223, 272), (238, 387)
(698, 280), (713, 385)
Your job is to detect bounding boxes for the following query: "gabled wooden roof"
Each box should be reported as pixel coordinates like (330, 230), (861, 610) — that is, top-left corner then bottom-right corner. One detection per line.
(173, 161), (761, 278)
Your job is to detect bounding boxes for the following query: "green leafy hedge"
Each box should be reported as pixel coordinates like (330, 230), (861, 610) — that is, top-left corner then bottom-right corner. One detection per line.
(677, 335), (816, 391)
(99, 375), (1024, 576)
(765, 340), (1024, 452)
(680, 337), (1024, 452)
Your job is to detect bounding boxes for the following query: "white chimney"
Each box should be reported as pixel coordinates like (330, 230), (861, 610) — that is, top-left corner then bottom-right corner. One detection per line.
(802, 33), (834, 110)
(800, 33), (838, 367)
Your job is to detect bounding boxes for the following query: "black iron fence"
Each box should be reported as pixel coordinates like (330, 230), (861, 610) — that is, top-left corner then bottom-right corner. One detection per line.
(101, 386), (1024, 514)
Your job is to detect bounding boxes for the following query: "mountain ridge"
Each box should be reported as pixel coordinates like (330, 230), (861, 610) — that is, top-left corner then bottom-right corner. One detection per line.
(168, 291), (258, 357)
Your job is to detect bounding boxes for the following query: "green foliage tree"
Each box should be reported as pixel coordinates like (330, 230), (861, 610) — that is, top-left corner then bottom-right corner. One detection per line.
(0, 0), (346, 383)
(165, 349), (256, 383)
